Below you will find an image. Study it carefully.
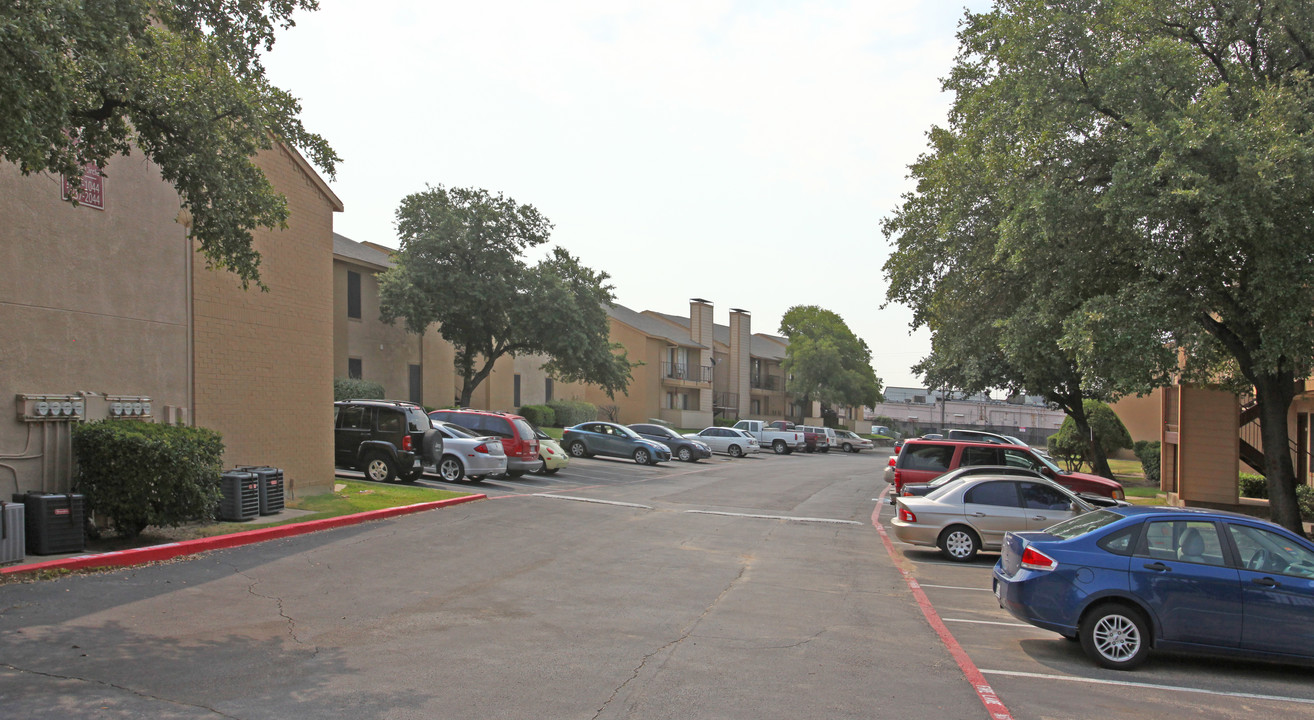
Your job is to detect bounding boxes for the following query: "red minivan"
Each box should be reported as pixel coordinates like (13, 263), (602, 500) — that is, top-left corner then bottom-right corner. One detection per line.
(428, 409), (540, 477)
(890, 439), (1124, 500)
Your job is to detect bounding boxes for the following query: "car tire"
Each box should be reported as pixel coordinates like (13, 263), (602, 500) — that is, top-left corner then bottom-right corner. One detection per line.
(543, 467), (559, 475)
(677, 446), (694, 462)
(729, 444), (744, 458)
(364, 453), (399, 483)
(438, 455), (465, 483)
(403, 467), (424, 483)
(505, 471), (525, 478)
(569, 440), (589, 458)
(937, 525), (980, 562)
(634, 448), (651, 465)
(842, 443), (854, 452)
(772, 440), (788, 455)
(1080, 603), (1151, 670)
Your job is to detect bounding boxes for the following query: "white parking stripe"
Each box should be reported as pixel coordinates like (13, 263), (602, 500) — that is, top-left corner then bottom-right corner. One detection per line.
(532, 494), (652, 509)
(981, 669), (1314, 706)
(944, 618), (1038, 629)
(919, 584), (992, 592)
(685, 510), (862, 525)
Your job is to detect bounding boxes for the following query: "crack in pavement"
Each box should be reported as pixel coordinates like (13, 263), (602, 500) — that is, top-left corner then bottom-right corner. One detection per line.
(231, 567), (318, 657)
(592, 561), (751, 720)
(0, 662), (240, 718)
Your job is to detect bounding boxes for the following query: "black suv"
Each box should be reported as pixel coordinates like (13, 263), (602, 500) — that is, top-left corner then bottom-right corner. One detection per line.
(334, 400), (440, 483)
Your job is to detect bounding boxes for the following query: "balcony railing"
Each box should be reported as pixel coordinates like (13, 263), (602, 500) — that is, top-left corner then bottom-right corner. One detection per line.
(750, 374), (781, 391)
(662, 362), (712, 383)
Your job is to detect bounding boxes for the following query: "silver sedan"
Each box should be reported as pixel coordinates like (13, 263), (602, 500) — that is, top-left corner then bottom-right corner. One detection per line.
(428, 420), (508, 482)
(684, 427), (760, 457)
(891, 475), (1093, 561)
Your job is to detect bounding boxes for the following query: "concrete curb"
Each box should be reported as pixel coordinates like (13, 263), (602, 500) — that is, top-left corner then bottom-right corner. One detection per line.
(1, 494), (486, 576)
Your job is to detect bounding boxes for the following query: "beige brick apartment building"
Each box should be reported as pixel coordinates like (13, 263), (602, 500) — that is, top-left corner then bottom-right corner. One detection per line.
(1, 144), (342, 497)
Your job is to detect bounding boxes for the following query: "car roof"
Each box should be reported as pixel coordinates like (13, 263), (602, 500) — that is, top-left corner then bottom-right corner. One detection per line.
(1101, 505), (1256, 521)
(431, 408), (526, 420)
(903, 438), (1025, 450)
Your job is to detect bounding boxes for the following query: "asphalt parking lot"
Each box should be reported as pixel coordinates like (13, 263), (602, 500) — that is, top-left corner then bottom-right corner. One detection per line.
(874, 487), (1314, 719)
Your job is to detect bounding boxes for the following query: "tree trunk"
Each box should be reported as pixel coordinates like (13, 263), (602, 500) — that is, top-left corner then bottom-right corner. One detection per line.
(1254, 374), (1303, 536)
(1066, 400), (1114, 480)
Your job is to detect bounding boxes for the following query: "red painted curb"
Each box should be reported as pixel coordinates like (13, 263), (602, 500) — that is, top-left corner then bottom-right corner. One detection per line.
(873, 487), (1015, 720)
(1, 494), (486, 576)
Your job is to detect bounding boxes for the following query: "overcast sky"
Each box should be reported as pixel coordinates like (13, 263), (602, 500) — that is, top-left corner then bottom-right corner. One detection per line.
(263, 1), (992, 389)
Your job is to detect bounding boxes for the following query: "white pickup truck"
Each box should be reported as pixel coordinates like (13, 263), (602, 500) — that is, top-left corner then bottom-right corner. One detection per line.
(733, 420), (807, 455)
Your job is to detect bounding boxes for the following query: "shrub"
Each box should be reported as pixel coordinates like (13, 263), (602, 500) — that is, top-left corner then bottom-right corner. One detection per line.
(1134, 441), (1160, 484)
(518, 404), (556, 428)
(334, 377), (385, 401)
(72, 420), (225, 538)
(1239, 473), (1268, 499)
(714, 417), (736, 427)
(1297, 485), (1314, 521)
(547, 399), (596, 427)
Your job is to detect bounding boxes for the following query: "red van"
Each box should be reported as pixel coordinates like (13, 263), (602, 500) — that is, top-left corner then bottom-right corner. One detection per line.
(428, 409), (540, 477)
(890, 439), (1124, 500)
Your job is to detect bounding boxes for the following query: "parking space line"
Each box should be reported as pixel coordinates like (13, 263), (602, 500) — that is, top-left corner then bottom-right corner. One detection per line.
(943, 618), (1040, 629)
(532, 494), (652, 509)
(980, 669), (1314, 706)
(872, 488), (1016, 720)
(685, 510), (861, 525)
(919, 584), (992, 592)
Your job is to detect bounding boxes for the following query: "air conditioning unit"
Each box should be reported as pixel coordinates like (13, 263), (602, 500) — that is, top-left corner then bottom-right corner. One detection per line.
(236, 466), (285, 515)
(218, 471), (260, 522)
(0, 501), (24, 565)
(12, 493), (84, 555)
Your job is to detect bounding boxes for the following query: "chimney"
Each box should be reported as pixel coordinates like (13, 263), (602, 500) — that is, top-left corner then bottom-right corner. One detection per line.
(729, 308), (751, 418)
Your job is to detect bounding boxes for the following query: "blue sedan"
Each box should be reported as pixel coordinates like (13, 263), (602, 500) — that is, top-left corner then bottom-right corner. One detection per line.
(563, 421), (672, 466)
(993, 505), (1314, 670)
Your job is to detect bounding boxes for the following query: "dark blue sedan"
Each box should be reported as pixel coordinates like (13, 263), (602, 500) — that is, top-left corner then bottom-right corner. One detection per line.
(993, 505), (1314, 670)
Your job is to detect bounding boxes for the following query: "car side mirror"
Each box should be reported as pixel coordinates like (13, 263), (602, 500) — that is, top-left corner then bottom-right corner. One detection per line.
(1070, 502), (1081, 513)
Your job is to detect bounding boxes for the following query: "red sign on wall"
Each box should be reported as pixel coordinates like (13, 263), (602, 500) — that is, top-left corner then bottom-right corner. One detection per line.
(62, 164), (105, 210)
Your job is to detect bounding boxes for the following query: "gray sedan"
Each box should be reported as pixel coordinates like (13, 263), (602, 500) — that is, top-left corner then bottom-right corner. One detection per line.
(428, 420), (508, 482)
(891, 475), (1093, 562)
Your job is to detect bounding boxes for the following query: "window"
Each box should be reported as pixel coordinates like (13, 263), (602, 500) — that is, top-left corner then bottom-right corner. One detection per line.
(513, 374), (521, 407)
(377, 410), (402, 433)
(903, 445), (953, 472)
(1136, 520), (1227, 566)
(347, 270), (362, 319)
(1227, 523), (1314, 578)
(1019, 482), (1071, 510)
(408, 364), (422, 405)
(1001, 448), (1043, 471)
(348, 357), (362, 380)
(337, 404), (368, 430)
(545, 378), (554, 403)
(751, 399), (760, 415)
(961, 446), (1001, 466)
(964, 481), (1021, 508)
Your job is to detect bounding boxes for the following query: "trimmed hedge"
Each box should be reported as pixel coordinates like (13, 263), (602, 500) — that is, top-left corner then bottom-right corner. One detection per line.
(72, 420), (225, 538)
(1239, 473), (1268, 499)
(547, 399), (596, 427)
(1133, 440), (1161, 484)
(518, 404), (556, 428)
(334, 377), (385, 401)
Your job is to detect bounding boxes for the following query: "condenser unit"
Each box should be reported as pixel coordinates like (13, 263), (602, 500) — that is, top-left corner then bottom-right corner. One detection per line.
(236, 466), (285, 515)
(12, 493), (84, 555)
(0, 501), (24, 565)
(218, 471), (260, 521)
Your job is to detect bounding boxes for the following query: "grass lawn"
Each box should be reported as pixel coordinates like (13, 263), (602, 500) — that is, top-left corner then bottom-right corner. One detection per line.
(84, 479), (471, 549)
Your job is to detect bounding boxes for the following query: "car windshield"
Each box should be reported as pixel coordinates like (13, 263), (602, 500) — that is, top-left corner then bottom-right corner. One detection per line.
(645, 425), (676, 438)
(1045, 509), (1123, 539)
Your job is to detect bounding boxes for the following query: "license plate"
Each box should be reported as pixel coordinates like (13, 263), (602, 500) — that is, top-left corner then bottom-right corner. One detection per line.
(993, 580), (1002, 601)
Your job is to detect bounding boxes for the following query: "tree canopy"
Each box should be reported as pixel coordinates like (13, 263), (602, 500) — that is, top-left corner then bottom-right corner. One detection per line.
(883, 0), (1314, 532)
(1047, 401), (1133, 473)
(378, 185), (634, 408)
(0, 0), (339, 288)
(778, 306), (883, 416)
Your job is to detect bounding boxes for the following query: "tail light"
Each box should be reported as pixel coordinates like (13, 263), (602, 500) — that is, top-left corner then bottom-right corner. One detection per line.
(1113, 488), (1125, 500)
(473, 443), (489, 454)
(893, 469), (902, 489)
(402, 435), (413, 452)
(1020, 546), (1058, 571)
(898, 506), (917, 523)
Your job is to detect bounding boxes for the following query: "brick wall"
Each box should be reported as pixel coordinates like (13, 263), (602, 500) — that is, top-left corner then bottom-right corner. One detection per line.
(192, 145), (339, 495)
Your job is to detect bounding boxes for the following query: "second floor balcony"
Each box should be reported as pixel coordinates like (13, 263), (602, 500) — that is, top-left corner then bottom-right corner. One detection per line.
(750, 374), (782, 391)
(662, 362), (713, 385)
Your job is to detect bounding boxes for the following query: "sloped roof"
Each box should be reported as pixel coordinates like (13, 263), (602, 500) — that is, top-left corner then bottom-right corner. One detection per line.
(607, 304), (706, 348)
(333, 232), (393, 271)
(644, 311), (732, 347)
(642, 310), (788, 360)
